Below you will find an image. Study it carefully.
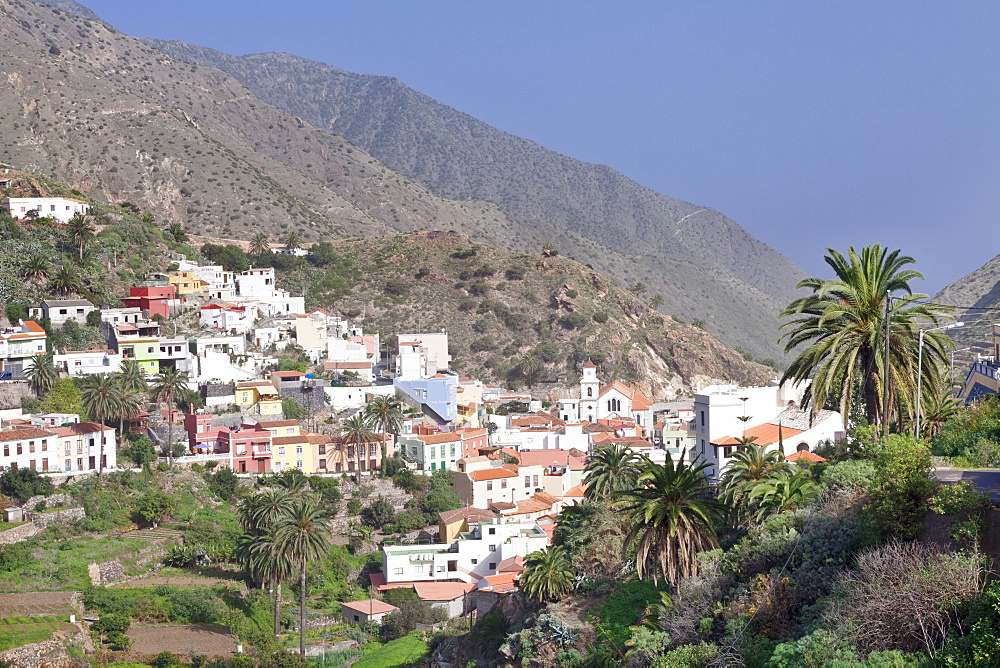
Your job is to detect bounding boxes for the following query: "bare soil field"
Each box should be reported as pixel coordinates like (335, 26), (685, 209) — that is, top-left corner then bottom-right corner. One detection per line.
(0, 592), (75, 615)
(112, 571), (240, 589)
(127, 625), (237, 657)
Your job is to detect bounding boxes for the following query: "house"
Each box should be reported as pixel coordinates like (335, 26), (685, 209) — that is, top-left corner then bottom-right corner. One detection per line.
(382, 518), (549, 585)
(438, 507), (498, 543)
(341, 600), (398, 625)
(272, 433), (312, 473)
(319, 433), (388, 476)
(958, 324), (1000, 403)
(0, 321), (47, 377)
(30, 300), (94, 327)
(452, 457), (552, 509)
(122, 287), (178, 320)
(200, 304), (253, 335)
(112, 329), (161, 375)
(396, 332), (451, 375)
(53, 349), (123, 377)
(2, 196), (89, 223)
(397, 431), (463, 472)
(98, 307), (144, 331)
(48, 422), (118, 472)
(235, 381), (282, 416)
(395, 374), (459, 424)
(694, 383), (844, 479)
(226, 423), (273, 473)
(193, 336), (245, 358)
(413, 582), (477, 618)
(168, 270), (209, 296)
(324, 361), (375, 384)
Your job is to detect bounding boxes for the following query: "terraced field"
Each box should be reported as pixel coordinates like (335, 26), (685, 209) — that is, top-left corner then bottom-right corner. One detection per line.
(0, 615), (76, 651)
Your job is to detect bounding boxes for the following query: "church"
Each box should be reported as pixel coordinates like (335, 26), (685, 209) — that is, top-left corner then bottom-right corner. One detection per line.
(557, 361), (654, 433)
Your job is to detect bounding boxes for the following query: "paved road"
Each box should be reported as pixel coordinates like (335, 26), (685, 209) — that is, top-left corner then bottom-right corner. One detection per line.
(934, 469), (1000, 503)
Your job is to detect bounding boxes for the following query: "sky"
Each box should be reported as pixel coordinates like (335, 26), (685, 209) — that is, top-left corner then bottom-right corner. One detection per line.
(74, 0), (1000, 295)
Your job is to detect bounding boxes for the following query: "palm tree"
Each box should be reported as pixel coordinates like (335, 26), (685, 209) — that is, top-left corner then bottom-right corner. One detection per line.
(80, 374), (125, 477)
(248, 532), (295, 636)
(517, 354), (543, 388)
(719, 444), (788, 519)
(115, 358), (148, 394)
(22, 254), (50, 283)
(25, 352), (58, 395)
(50, 265), (80, 296)
(283, 230), (301, 255)
(780, 245), (953, 429)
(166, 222), (188, 244)
(919, 381), (963, 440)
(149, 368), (190, 469)
(364, 395), (403, 473)
(748, 469), (819, 522)
(583, 444), (643, 501)
(273, 496), (332, 657)
(341, 413), (376, 484)
(139, 213), (155, 225)
(66, 214), (96, 262)
(237, 489), (295, 635)
(249, 232), (270, 258)
(614, 455), (727, 585)
(518, 545), (575, 603)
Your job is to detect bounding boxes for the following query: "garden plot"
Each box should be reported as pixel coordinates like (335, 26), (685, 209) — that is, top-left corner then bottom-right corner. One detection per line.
(127, 624), (237, 657)
(0, 592), (76, 617)
(0, 615), (77, 651)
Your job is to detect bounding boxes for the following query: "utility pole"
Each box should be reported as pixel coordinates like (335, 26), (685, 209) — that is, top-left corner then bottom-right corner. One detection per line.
(882, 291), (890, 439)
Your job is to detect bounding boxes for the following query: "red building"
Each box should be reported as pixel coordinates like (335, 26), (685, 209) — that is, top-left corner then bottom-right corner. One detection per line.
(225, 424), (273, 474)
(458, 428), (489, 459)
(122, 286), (176, 320)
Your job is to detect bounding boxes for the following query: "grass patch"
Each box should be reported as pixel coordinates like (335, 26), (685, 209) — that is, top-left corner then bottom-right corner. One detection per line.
(0, 522), (27, 531)
(595, 579), (663, 646)
(353, 633), (430, 668)
(0, 618), (56, 650)
(0, 536), (149, 591)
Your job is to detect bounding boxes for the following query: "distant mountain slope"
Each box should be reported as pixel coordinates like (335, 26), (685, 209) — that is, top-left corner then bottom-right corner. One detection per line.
(141, 40), (805, 360)
(934, 254), (1000, 353)
(1, 0), (797, 361)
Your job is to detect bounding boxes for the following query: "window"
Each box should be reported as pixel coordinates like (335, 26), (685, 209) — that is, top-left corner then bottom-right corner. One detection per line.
(393, 567), (403, 575)
(415, 565), (424, 573)
(488, 527), (496, 535)
(29, 442), (34, 454)
(437, 566), (445, 573)
(524, 476), (530, 488)
(278, 447), (285, 456)
(448, 560), (458, 572)
(700, 410), (705, 427)
(295, 445), (303, 454)
(587, 387), (593, 397)
(533, 475), (539, 487)
(501, 479), (507, 489)
(450, 445), (456, 457)
(2, 446), (6, 457)
(486, 481), (493, 491)
(488, 544), (496, 552)
(430, 446), (436, 459)
(16, 445), (21, 456)
(318, 445), (326, 455)
(489, 562), (496, 570)
(471, 559), (478, 565)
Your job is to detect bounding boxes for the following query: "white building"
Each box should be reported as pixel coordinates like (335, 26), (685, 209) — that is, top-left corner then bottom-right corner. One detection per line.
(193, 336), (246, 358)
(382, 518), (549, 585)
(693, 382), (844, 478)
(396, 332), (451, 377)
(0, 321), (47, 377)
(200, 304), (253, 335)
(557, 361), (654, 431)
(398, 432), (463, 472)
(0, 421), (116, 473)
(3, 197), (90, 223)
(54, 349), (123, 377)
(30, 300), (95, 327)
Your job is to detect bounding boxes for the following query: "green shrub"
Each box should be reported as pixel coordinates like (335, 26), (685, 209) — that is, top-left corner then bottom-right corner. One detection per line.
(92, 613), (131, 635)
(0, 467), (53, 503)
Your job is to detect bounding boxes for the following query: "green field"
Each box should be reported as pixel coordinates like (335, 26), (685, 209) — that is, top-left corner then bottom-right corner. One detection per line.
(0, 615), (74, 650)
(353, 633), (430, 668)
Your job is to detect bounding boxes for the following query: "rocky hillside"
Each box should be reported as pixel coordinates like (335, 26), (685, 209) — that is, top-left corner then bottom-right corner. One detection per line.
(934, 254), (1000, 353)
(271, 231), (775, 400)
(142, 38), (806, 361)
(0, 0), (798, 360)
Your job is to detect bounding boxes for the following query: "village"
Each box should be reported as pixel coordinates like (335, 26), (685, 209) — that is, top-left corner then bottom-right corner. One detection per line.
(0, 197), (847, 631)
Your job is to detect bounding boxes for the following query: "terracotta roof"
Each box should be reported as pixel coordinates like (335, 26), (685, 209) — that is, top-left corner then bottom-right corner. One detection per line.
(583, 422), (617, 434)
(272, 435), (308, 446)
(489, 502), (516, 511)
(481, 572), (520, 593)
(413, 582), (477, 602)
(712, 423), (805, 447)
(324, 361), (373, 370)
(513, 449), (586, 470)
(49, 422), (110, 436)
(272, 371), (304, 378)
(21, 321), (45, 333)
(496, 555), (525, 572)
(258, 420), (299, 428)
(785, 450), (827, 463)
(469, 466), (518, 481)
(416, 432), (461, 444)
(438, 506), (497, 525)
(236, 380), (273, 388)
(565, 484), (586, 498)
(341, 599), (398, 615)
(460, 455), (490, 464)
(582, 360), (597, 369)
(0, 427), (55, 442)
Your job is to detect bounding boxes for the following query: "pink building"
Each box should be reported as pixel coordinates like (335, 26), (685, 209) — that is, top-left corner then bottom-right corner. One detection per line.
(225, 424), (273, 474)
(122, 286), (177, 320)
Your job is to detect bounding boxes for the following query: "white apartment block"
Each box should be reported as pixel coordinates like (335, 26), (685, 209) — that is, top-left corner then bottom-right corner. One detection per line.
(382, 518), (549, 585)
(0, 321), (47, 377)
(200, 305), (253, 335)
(30, 300), (95, 327)
(3, 197), (90, 223)
(0, 422), (116, 473)
(398, 432), (462, 472)
(397, 332), (451, 376)
(54, 349), (123, 377)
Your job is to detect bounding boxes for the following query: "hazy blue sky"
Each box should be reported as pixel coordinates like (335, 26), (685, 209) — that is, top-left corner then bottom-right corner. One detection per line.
(77, 1), (1000, 294)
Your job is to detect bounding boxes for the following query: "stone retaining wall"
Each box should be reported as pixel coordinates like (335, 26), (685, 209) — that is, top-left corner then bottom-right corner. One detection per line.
(28, 508), (85, 528)
(0, 522), (39, 545)
(23, 493), (73, 511)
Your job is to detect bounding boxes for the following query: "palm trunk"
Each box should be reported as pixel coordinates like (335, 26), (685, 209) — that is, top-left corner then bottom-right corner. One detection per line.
(273, 580), (281, 636)
(355, 442), (362, 484)
(299, 558), (306, 657)
(98, 411), (105, 478)
(167, 389), (174, 469)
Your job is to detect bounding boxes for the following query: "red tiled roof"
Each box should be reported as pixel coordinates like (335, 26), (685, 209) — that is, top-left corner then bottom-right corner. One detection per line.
(324, 361), (372, 370)
(481, 572), (520, 593)
(712, 423), (805, 447)
(416, 433), (461, 444)
(413, 582), (477, 602)
(0, 427), (55, 442)
(341, 599), (398, 615)
(786, 450), (826, 463)
(258, 420), (299, 428)
(565, 484), (586, 498)
(469, 466), (518, 481)
(438, 507), (497, 525)
(496, 556), (525, 573)
(272, 371), (304, 378)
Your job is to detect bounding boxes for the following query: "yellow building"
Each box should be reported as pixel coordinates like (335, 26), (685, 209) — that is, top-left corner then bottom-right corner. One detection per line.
(272, 433), (313, 473)
(169, 271), (209, 295)
(235, 380), (282, 415)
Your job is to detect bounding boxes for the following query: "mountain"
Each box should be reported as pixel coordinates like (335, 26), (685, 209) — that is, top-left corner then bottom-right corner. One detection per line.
(1, 0), (798, 360)
(254, 231), (777, 399)
(934, 254), (1000, 355)
(140, 40), (808, 361)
